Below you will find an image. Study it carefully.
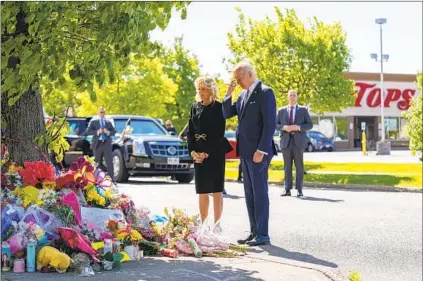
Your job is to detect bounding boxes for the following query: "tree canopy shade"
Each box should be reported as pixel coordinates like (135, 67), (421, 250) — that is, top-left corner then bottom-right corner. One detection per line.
(404, 73), (422, 159)
(226, 7), (355, 113)
(1, 1), (189, 163)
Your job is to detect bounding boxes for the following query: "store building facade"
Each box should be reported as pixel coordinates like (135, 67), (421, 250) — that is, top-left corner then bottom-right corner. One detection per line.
(309, 72), (420, 150)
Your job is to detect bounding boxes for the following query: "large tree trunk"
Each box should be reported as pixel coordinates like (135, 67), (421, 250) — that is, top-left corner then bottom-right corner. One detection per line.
(1, 4), (46, 164)
(2, 90), (46, 164)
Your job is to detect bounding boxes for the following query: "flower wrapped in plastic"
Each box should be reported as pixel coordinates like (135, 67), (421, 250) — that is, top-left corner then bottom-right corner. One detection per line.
(57, 227), (100, 262)
(19, 205), (62, 240)
(110, 194), (137, 224)
(59, 191), (81, 225)
(13, 185), (43, 207)
(1, 204), (25, 238)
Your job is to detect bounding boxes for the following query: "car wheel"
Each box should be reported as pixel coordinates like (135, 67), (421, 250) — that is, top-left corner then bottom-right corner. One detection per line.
(327, 147), (334, 152)
(307, 143), (314, 152)
(112, 149), (129, 183)
(175, 174), (194, 184)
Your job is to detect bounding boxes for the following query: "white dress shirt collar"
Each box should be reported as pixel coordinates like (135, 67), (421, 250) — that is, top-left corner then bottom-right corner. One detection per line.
(248, 79), (260, 94)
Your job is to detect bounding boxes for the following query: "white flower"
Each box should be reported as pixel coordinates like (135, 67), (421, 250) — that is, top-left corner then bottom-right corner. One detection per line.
(5, 172), (22, 186)
(38, 188), (58, 206)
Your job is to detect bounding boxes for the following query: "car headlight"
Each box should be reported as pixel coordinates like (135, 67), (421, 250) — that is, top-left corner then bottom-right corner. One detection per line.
(132, 140), (147, 156)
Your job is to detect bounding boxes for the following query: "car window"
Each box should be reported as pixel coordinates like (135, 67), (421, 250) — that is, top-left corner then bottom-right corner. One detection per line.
(273, 131), (279, 136)
(315, 132), (327, 138)
(307, 132), (317, 138)
(225, 131), (236, 138)
(67, 120), (86, 136)
(114, 119), (167, 135)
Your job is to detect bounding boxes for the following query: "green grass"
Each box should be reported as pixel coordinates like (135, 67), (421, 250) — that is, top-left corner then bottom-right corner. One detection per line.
(225, 160), (422, 188)
(226, 160), (422, 175)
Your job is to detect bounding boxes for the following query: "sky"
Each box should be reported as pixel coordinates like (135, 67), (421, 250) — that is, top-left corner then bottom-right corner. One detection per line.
(150, 1), (422, 81)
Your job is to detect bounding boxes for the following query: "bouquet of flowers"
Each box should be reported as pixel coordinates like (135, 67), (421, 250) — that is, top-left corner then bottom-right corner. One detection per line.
(38, 188), (59, 209)
(18, 161), (56, 188)
(2, 163), (23, 190)
(110, 194), (137, 223)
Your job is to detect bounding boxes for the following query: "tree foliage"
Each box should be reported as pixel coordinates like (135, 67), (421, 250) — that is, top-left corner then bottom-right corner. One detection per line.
(1, 2), (189, 163)
(161, 37), (201, 131)
(404, 73), (422, 158)
(75, 56), (178, 119)
(2, 2), (188, 103)
(226, 7), (355, 113)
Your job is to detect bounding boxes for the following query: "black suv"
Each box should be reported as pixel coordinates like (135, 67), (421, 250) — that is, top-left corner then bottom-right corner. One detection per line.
(64, 115), (194, 183)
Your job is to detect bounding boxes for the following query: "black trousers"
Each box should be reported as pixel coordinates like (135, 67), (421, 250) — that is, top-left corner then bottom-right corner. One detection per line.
(94, 141), (114, 180)
(282, 135), (304, 191)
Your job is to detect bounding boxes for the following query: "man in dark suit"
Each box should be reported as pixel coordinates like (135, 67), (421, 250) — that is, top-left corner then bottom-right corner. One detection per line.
(84, 107), (116, 181)
(223, 62), (277, 246)
(276, 90), (313, 197)
(165, 120), (177, 135)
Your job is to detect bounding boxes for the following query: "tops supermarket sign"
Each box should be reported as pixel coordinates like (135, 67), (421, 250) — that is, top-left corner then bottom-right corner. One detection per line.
(354, 82), (418, 111)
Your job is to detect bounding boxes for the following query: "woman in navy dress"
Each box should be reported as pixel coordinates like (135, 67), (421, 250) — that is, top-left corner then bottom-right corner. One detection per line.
(187, 77), (232, 231)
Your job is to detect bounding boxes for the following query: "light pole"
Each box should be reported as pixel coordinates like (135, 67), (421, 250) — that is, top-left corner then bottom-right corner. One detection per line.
(371, 17), (390, 155)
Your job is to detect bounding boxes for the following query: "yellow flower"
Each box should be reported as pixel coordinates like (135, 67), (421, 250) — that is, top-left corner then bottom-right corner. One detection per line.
(8, 165), (22, 173)
(84, 182), (94, 191)
(37, 200), (44, 207)
(98, 197), (106, 206)
(130, 230), (142, 241)
(116, 231), (128, 240)
(105, 190), (112, 199)
(42, 181), (56, 190)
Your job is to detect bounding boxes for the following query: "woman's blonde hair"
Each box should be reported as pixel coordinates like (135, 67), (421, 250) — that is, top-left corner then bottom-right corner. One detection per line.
(194, 76), (219, 102)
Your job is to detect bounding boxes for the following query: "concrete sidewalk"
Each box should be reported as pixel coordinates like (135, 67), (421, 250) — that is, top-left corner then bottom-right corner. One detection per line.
(1, 254), (347, 281)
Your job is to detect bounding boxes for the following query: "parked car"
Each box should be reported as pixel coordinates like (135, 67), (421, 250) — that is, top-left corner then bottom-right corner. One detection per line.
(306, 131), (335, 152)
(273, 130), (281, 152)
(224, 131), (238, 159)
(63, 115), (194, 183)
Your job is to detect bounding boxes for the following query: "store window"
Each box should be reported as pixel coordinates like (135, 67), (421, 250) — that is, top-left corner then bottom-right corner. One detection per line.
(399, 118), (409, 140)
(384, 117), (400, 140)
(334, 117), (348, 141)
(318, 117), (336, 139)
(311, 116), (348, 141)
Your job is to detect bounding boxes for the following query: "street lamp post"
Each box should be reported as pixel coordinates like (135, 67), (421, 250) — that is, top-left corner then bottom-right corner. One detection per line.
(371, 17), (391, 155)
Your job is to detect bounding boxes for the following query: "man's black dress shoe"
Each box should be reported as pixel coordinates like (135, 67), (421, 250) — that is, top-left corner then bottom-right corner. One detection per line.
(246, 239), (271, 246)
(297, 190), (303, 197)
(237, 233), (256, 244)
(281, 190), (291, 196)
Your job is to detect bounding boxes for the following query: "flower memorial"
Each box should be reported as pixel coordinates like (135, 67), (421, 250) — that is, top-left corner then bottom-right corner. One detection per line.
(1, 147), (247, 275)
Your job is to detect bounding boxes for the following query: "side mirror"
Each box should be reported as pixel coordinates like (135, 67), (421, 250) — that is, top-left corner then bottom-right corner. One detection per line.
(169, 131), (177, 136)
